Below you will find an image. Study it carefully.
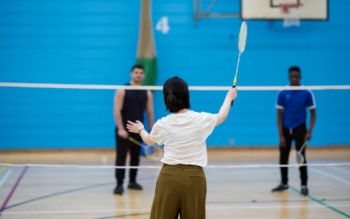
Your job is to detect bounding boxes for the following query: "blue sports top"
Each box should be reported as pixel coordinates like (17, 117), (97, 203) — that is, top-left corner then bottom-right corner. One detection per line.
(276, 88), (316, 128)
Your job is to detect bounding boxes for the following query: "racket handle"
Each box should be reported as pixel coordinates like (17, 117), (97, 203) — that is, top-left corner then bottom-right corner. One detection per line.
(128, 137), (141, 146)
(230, 85), (236, 106)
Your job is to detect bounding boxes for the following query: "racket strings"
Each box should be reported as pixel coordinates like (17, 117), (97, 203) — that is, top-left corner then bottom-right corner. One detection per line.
(128, 137), (164, 161)
(296, 142), (307, 165)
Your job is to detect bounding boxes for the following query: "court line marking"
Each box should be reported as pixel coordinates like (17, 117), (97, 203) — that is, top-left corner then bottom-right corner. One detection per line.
(330, 166), (350, 175)
(289, 185), (350, 218)
(0, 167), (6, 177)
(0, 169), (12, 189)
(311, 167), (350, 186)
(2, 203), (350, 215)
(209, 198), (350, 204)
(4, 175), (157, 212)
(1, 162), (350, 169)
(4, 182), (114, 211)
(0, 166), (28, 214)
(95, 213), (150, 219)
(5, 180), (349, 213)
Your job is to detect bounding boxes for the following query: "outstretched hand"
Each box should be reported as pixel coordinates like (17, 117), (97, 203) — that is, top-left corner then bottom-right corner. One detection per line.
(127, 120), (145, 134)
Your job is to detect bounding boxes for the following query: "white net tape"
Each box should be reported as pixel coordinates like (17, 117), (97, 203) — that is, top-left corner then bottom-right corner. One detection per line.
(0, 82), (350, 91)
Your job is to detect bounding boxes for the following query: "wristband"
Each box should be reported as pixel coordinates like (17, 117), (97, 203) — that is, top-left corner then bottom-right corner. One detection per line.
(138, 128), (145, 134)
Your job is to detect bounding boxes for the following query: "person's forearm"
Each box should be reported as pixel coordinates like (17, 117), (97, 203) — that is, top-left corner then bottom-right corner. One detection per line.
(277, 111), (284, 137)
(308, 112), (316, 133)
(139, 130), (155, 145)
(115, 111), (125, 130)
(145, 91), (154, 129)
(217, 94), (232, 125)
(277, 118), (283, 136)
(147, 112), (154, 129)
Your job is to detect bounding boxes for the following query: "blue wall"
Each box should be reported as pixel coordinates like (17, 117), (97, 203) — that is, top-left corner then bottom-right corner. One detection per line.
(0, 0), (349, 149)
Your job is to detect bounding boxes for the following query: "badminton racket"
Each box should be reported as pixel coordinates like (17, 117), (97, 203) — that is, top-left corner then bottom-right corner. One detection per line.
(231, 21), (248, 105)
(128, 137), (163, 161)
(296, 140), (307, 165)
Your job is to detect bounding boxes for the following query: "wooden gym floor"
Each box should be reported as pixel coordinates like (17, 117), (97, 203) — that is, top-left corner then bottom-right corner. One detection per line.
(0, 147), (349, 219)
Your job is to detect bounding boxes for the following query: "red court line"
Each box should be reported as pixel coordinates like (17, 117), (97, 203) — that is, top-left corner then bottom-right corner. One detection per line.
(0, 166), (29, 215)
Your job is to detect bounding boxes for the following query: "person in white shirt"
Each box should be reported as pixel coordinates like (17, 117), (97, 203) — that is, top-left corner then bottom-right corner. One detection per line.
(127, 76), (237, 219)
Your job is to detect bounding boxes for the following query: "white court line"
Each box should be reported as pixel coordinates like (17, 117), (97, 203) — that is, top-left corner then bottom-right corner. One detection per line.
(330, 166), (350, 175)
(311, 168), (350, 186)
(0, 169), (12, 188)
(2, 204), (350, 215)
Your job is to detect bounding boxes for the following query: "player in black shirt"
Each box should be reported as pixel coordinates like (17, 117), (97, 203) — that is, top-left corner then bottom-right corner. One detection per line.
(113, 64), (154, 195)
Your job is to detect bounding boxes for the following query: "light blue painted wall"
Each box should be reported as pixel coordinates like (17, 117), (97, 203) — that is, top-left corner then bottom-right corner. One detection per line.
(0, 0), (349, 149)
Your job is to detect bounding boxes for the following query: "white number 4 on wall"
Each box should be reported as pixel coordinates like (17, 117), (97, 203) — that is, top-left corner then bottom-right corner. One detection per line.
(155, 16), (170, 34)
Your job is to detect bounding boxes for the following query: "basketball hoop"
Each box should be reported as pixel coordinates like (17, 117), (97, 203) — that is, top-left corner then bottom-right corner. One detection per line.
(281, 3), (298, 13)
(280, 3), (302, 27)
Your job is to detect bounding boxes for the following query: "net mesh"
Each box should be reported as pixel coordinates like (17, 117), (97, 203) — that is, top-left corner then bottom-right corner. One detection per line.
(0, 83), (349, 218)
(0, 83), (349, 148)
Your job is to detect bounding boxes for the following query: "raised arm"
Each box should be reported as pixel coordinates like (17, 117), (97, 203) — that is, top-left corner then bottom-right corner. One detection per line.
(216, 88), (237, 125)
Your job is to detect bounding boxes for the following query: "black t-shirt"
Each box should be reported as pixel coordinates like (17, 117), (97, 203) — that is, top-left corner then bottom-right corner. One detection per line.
(121, 83), (147, 129)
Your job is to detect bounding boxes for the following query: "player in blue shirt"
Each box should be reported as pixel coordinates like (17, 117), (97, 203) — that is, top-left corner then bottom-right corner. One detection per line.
(272, 66), (316, 196)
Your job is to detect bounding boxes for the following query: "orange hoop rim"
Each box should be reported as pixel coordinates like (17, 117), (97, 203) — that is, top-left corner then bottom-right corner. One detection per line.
(280, 3), (302, 13)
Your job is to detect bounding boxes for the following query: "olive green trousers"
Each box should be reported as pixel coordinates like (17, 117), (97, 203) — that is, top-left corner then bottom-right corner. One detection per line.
(150, 164), (206, 219)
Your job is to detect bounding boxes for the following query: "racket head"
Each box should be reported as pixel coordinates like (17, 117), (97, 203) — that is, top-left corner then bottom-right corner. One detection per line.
(296, 152), (305, 165)
(128, 137), (163, 161)
(238, 21), (248, 53)
(296, 141), (307, 165)
(143, 144), (164, 161)
(232, 21), (248, 86)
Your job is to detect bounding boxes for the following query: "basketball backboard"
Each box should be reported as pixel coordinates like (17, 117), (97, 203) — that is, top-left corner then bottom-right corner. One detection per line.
(241, 0), (328, 20)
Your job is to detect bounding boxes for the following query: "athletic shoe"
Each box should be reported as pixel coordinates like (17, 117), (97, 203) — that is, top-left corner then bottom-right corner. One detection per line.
(300, 186), (309, 196)
(271, 184), (289, 192)
(113, 185), (124, 195)
(128, 182), (143, 190)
